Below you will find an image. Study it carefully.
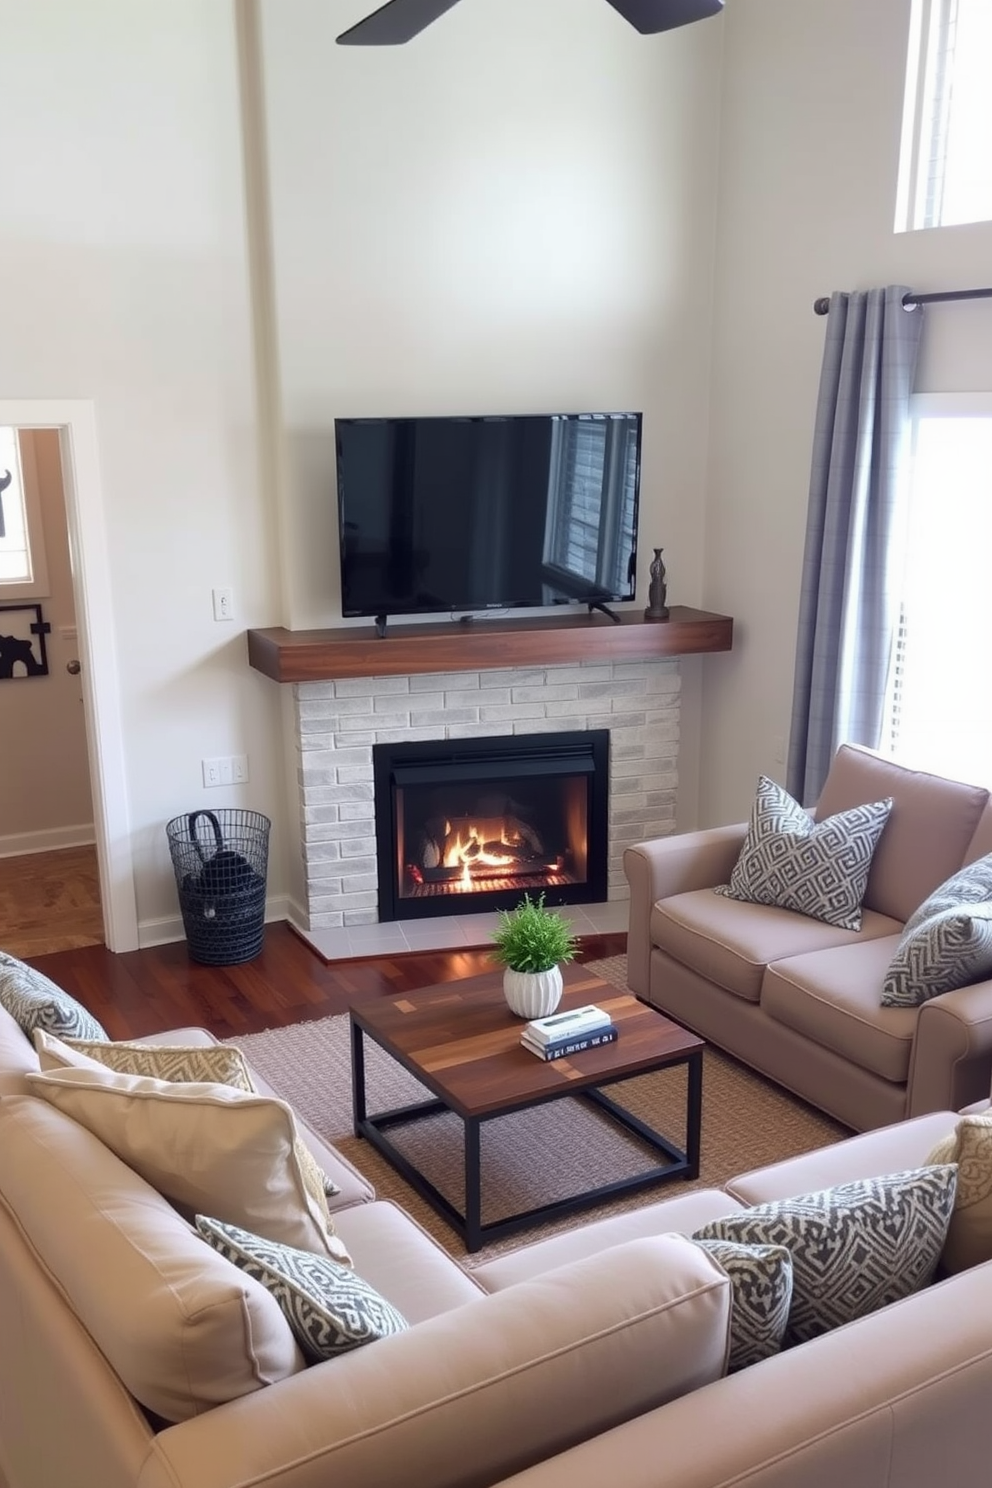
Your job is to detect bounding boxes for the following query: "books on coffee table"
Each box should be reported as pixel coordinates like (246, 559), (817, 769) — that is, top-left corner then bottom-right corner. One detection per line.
(524, 1004), (612, 1046)
(520, 1023), (619, 1061)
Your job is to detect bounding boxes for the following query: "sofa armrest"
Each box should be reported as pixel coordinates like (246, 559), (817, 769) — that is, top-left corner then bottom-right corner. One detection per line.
(486, 1260), (992, 1488)
(908, 978), (992, 1117)
(136, 1235), (731, 1488)
(623, 825), (747, 996)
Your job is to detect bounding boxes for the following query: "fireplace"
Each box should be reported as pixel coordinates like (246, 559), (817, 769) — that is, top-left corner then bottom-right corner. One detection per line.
(373, 730), (610, 921)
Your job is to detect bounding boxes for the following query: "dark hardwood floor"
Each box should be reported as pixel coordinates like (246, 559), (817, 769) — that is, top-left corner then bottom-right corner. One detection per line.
(26, 924), (628, 1041)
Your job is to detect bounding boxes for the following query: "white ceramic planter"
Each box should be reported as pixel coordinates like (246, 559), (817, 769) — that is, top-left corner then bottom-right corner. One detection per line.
(502, 965), (564, 1020)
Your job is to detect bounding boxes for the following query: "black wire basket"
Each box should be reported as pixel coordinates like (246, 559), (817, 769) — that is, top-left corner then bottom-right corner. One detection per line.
(166, 809), (270, 966)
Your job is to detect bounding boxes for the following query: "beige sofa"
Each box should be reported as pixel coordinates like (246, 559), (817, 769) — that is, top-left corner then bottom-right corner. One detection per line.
(625, 744), (992, 1132)
(2, 991), (992, 1488)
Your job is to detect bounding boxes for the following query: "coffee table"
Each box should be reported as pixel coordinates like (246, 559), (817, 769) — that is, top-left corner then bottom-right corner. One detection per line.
(349, 964), (704, 1252)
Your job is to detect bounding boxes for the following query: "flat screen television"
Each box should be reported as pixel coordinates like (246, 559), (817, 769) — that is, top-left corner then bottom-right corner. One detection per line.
(335, 411), (642, 625)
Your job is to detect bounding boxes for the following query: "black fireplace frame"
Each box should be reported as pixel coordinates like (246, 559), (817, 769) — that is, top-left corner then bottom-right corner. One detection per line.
(373, 730), (610, 922)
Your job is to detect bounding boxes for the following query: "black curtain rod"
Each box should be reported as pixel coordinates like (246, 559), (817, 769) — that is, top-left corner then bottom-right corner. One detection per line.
(813, 286), (992, 315)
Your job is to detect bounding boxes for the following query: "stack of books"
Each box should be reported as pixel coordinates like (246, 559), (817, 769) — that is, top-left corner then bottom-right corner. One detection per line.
(520, 1004), (618, 1061)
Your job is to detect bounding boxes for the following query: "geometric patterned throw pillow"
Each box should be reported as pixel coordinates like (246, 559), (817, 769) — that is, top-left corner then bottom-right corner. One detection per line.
(714, 776), (893, 931)
(0, 950), (107, 1043)
(901, 851), (992, 938)
(691, 1238), (793, 1372)
(37, 1031), (342, 1212)
(881, 901), (992, 1008)
(693, 1166), (957, 1346)
(196, 1215), (408, 1362)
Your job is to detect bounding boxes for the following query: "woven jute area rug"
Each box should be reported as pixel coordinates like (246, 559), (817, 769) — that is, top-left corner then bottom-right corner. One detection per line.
(228, 956), (850, 1264)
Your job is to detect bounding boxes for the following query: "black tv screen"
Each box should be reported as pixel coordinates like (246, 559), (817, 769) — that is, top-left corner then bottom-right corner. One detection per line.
(335, 411), (642, 620)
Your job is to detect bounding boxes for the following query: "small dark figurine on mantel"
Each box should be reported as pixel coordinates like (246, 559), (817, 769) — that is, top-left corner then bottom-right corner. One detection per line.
(644, 547), (670, 622)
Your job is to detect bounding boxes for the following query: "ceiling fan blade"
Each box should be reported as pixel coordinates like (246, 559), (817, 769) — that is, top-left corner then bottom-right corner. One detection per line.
(336, 0), (465, 45)
(603, 0), (725, 34)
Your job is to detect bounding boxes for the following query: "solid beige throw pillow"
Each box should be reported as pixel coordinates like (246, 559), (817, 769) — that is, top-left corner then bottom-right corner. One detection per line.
(25, 1061), (351, 1263)
(36, 1031), (338, 1220)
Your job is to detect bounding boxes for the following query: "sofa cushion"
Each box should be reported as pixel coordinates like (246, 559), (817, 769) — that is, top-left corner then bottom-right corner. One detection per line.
(0, 1002), (41, 1096)
(24, 1063), (351, 1261)
(964, 801), (992, 865)
(727, 1111), (959, 1208)
(196, 1215), (409, 1362)
(0, 950), (107, 1042)
(694, 1166), (956, 1346)
(333, 1200), (485, 1321)
(652, 889), (901, 1004)
(0, 1097), (304, 1423)
(761, 936), (916, 1083)
(715, 775), (892, 931)
(882, 902), (992, 1009)
(926, 1113), (992, 1274)
(691, 1238), (793, 1372)
(38, 1030), (340, 1209)
(814, 744), (990, 924)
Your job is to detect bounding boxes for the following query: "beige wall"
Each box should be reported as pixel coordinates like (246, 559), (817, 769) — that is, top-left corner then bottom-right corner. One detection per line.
(0, 431), (93, 850)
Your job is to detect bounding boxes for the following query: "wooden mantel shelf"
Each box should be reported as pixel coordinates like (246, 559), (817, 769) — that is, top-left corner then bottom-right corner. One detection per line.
(247, 606), (733, 683)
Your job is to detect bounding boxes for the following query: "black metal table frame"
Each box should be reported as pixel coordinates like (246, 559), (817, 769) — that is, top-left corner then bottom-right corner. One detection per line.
(350, 1020), (703, 1253)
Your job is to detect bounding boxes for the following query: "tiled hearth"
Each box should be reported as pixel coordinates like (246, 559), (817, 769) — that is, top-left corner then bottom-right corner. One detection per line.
(291, 658), (681, 961)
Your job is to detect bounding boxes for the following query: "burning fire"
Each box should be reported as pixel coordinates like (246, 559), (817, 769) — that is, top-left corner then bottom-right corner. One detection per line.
(443, 819), (521, 886)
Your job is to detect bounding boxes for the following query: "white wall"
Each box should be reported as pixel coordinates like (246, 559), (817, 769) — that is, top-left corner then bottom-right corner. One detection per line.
(0, 2), (287, 936)
(701, 0), (992, 825)
(259, 0), (724, 825)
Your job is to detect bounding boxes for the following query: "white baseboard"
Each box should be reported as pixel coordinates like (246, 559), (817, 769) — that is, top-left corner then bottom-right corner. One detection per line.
(0, 825), (96, 859)
(137, 896), (292, 952)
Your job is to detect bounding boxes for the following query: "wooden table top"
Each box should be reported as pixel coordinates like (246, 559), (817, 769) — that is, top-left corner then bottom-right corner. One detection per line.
(350, 963), (704, 1119)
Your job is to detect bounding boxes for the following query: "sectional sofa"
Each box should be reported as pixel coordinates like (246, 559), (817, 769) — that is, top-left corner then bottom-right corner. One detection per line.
(625, 744), (992, 1131)
(2, 970), (992, 1488)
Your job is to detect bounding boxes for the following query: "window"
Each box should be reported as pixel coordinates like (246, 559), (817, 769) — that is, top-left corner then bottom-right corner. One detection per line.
(543, 415), (638, 599)
(0, 427), (50, 600)
(896, 0), (992, 232)
(883, 394), (992, 785)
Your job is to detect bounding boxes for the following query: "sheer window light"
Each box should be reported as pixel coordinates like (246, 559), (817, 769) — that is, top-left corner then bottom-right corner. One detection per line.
(883, 394), (992, 787)
(896, 0), (992, 232)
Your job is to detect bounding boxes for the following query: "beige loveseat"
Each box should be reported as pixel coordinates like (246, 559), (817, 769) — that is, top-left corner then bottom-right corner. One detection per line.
(625, 744), (992, 1132)
(2, 992), (992, 1488)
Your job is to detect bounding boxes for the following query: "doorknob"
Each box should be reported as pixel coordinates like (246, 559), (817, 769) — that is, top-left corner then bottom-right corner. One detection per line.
(66, 659), (81, 675)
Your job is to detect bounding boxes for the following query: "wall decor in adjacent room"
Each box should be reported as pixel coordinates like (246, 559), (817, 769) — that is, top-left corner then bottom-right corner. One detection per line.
(0, 603), (51, 679)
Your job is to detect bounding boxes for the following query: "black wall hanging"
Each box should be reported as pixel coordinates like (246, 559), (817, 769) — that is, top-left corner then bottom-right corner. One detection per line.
(0, 603), (51, 679)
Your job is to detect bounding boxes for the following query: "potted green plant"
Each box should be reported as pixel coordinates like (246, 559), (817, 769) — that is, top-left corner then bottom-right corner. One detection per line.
(490, 892), (579, 1018)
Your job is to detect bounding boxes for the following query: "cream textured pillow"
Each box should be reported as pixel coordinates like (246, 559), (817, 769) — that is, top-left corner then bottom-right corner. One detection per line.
(714, 775), (893, 931)
(926, 1114), (992, 1274)
(37, 1031), (340, 1213)
(0, 1095), (304, 1424)
(25, 1062), (351, 1263)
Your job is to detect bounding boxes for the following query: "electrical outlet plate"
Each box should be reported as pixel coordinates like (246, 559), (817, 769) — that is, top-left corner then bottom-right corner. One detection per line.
(202, 755), (249, 788)
(212, 587), (234, 622)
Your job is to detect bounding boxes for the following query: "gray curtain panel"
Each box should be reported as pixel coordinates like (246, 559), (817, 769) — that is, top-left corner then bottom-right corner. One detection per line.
(787, 286), (924, 806)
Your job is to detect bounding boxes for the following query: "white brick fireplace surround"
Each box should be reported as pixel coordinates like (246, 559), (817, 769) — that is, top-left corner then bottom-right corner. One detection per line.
(293, 658), (681, 959)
